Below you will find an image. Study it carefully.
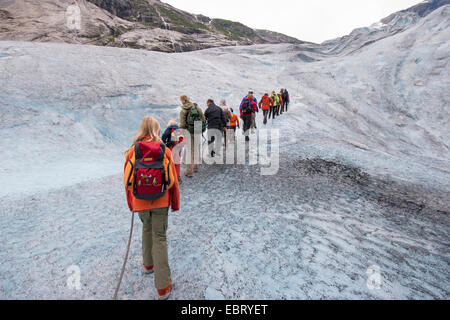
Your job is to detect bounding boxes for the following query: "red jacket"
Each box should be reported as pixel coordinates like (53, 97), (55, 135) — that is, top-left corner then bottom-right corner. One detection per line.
(258, 95), (272, 111)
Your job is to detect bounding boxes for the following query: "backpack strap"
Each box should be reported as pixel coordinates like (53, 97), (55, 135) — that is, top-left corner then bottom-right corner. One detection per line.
(134, 142), (143, 160)
(158, 143), (166, 162)
(186, 105), (195, 126)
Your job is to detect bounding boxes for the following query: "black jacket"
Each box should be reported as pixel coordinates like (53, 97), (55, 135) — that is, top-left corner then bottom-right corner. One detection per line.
(204, 103), (226, 130)
(282, 90), (289, 103)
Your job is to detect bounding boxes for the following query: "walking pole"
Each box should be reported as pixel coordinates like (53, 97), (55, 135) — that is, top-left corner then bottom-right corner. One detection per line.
(201, 132), (207, 161)
(113, 211), (135, 300)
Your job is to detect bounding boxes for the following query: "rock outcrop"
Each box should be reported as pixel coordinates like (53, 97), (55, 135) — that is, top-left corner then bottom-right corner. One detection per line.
(0, 0), (304, 52)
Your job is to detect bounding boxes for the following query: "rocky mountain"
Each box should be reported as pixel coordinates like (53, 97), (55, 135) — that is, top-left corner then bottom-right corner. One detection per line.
(0, 0), (303, 52)
(383, 0), (450, 21)
(319, 0), (450, 56)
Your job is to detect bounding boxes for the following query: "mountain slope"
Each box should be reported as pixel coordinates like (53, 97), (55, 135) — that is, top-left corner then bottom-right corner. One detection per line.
(383, 0), (450, 20)
(320, 0), (450, 56)
(0, 0), (304, 53)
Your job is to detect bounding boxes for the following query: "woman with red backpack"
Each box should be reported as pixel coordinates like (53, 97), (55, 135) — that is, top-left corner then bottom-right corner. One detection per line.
(123, 116), (180, 300)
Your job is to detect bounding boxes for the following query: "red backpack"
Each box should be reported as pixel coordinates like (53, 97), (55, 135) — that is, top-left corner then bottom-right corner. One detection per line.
(125, 141), (172, 201)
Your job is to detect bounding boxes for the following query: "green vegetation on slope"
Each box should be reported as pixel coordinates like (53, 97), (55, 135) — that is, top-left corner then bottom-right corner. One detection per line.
(156, 5), (211, 33)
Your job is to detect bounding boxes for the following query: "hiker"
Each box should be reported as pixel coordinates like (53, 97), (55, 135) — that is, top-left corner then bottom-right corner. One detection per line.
(241, 91), (258, 132)
(162, 120), (184, 183)
(278, 91), (284, 115)
(123, 116), (180, 300)
(269, 91), (279, 120)
(228, 108), (240, 144)
(259, 93), (272, 125)
(179, 95), (206, 177)
(240, 94), (257, 141)
(283, 88), (290, 112)
(204, 99), (226, 158)
(219, 99), (232, 148)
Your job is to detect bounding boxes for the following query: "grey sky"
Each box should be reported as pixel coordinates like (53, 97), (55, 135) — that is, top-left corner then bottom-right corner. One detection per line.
(162, 0), (423, 43)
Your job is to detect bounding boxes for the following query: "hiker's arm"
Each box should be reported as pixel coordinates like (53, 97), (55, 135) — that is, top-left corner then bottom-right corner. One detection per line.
(200, 108), (206, 122)
(124, 148), (134, 212)
(204, 109), (211, 126)
(220, 109), (226, 128)
(167, 151), (180, 212)
(180, 109), (187, 129)
(161, 129), (170, 144)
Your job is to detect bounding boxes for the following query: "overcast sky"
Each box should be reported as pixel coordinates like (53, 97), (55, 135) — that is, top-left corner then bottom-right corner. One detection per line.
(162, 0), (423, 43)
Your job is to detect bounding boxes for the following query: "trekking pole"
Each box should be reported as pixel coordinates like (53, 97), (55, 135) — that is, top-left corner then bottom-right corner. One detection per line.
(113, 211), (135, 300)
(202, 133), (207, 148)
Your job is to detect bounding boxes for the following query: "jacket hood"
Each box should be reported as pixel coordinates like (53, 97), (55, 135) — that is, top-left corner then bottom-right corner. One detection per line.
(182, 101), (195, 110)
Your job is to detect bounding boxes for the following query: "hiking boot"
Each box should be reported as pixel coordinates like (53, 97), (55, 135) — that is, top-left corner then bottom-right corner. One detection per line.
(193, 165), (199, 173)
(185, 172), (193, 178)
(143, 265), (154, 274)
(157, 279), (172, 300)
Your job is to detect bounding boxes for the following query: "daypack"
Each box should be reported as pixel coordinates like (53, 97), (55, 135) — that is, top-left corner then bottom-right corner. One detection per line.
(242, 99), (252, 114)
(271, 94), (278, 106)
(278, 94), (283, 105)
(170, 128), (184, 147)
(187, 106), (206, 134)
(124, 141), (174, 201)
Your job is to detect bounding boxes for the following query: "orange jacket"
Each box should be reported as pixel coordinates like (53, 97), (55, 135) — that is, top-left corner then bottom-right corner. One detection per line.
(258, 95), (272, 110)
(278, 94), (283, 105)
(230, 114), (240, 127)
(124, 141), (180, 213)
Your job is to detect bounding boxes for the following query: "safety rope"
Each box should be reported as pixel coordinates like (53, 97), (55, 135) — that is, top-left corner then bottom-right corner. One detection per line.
(113, 211), (135, 300)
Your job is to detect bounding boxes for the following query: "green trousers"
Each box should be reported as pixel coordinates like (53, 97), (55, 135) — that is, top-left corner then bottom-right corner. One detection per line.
(138, 207), (171, 290)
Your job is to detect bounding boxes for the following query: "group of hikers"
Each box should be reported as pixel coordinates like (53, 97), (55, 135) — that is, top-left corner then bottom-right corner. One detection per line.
(123, 88), (290, 300)
(241, 88), (291, 135)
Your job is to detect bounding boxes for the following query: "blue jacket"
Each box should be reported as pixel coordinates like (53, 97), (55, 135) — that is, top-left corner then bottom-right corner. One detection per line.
(162, 125), (180, 148)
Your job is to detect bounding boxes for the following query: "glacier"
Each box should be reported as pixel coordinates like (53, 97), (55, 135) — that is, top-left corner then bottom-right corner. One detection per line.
(0, 6), (449, 299)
